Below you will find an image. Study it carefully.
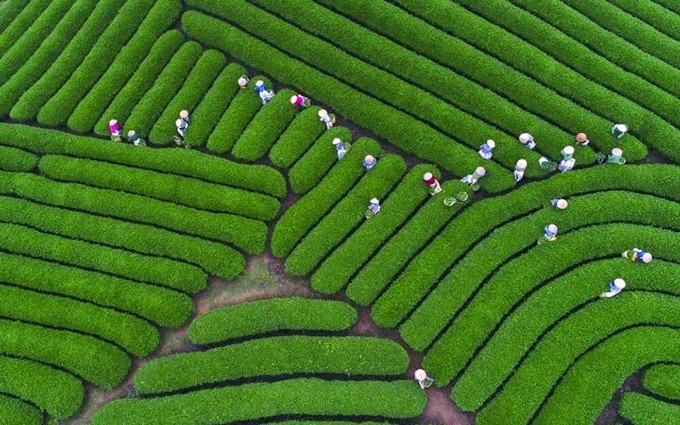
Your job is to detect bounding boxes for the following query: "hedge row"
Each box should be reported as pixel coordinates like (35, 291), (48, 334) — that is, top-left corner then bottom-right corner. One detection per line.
(10, 0), (126, 120)
(258, 0), (602, 164)
(269, 106), (326, 168)
(397, 0), (678, 163)
(188, 297), (358, 345)
(0, 0), (96, 116)
(206, 76), (270, 154)
(0, 0), (48, 59)
(183, 63), (245, 147)
(37, 0), (162, 127)
(232, 88), (298, 160)
(562, 0), (680, 67)
(0, 251), (193, 328)
(182, 10), (514, 192)
(90, 379), (426, 424)
(271, 138), (382, 257)
(423, 224), (680, 387)
(345, 180), (469, 306)
(0, 0), (31, 34)
(608, 0), (680, 40)
(148, 49), (226, 144)
(0, 145), (36, 172)
(38, 155), (280, 220)
(0, 319), (130, 389)
(0, 393), (41, 425)
(0, 221), (206, 293)
(0, 123), (287, 198)
(68, 0), (183, 133)
(0, 283), (159, 357)
(135, 336), (409, 394)
(453, 259), (680, 411)
(285, 154), (407, 276)
(643, 365), (680, 400)
(312, 164), (442, 294)
(124, 42), (202, 138)
(529, 326), (680, 425)
(0, 356), (84, 420)
(377, 164), (680, 330)
(94, 30), (185, 136)
(0, 190), (244, 281)
(620, 392), (680, 425)
(401, 189), (680, 351)
(653, 0), (680, 14)
(289, 127), (352, 194)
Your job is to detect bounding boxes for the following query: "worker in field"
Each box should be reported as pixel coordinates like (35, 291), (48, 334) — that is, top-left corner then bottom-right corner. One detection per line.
(478, 139), (495, 160)
(422, 172), (442, 195)
(597, 148), (626, 165)
(318, 109), (335, 130)
(611, 123), (628, 139)
(461, 166), (486, 186)
(557, 146), (576, 172)
(575, 132), (590, 146)
(601, 278), (626, 298)
(543, 224), (558, 242)
(519, 132), (536, 150)
(176, 110), (190, 137)
(551, 199), (568, 210)
(109, 119), (122, 142)
(365, 198), (381, 219)
(414, 369), (434, 389)
(363, 154), (377, 171)
(514, 159), (527, 182)
(290, 93), (310, 109)
(127, 130), (146, 147)
(622, 248), (653, 263)
(238, 75), (249, 90)
(332, 138), (348, 160)
(538, 156), (556, 171)
(254, 80), (275, 105)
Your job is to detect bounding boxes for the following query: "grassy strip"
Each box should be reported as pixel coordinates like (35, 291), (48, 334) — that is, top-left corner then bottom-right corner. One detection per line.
(182, 11), (514, 191)
(453, 259), (680, 411)
(0, 183), (246, 280)
(9, 0), (125, 120)
(188, 297), (357, 345)
(123, 41), (202, 137)
(94, 30), (185, 136)
(424, 224), (680, 387)
(0, 356), (83, 420)
(643, 365), (680, 400)
(0, 319), (130, 389)
(0, 0), (48, 60)
(206, 76), (270, 153)
(530, 327), (680, 425)
(0, 0), (31, 33)
(285, 154), (406, 276)
(312, 164), (437, 294)
(0, 221), (206, 293)
(289, 127), (352, 194)
(232, 88), (297, 160)
(400, 0), (677, 163)
(37, 0), (161, 126)
(38, 155), (280, 220)
(0, 0), (95, 115)
(0, 123), (286, 198)
(183, 63), (245, 147)
(653, 0), (680, 14)
(376, 164), (680, 330)
(269, 106), (326, 168)
(562, 0), (680, 68)
(620, 392), (680, 424)
(257, 0), (597, 165)
(0, 284), (159, 357)
(68, 0), (182, 133)
(346, 180), (469, 306)
(90, 379), (426, 424)
(135, 336), (409, 394)
(0, 393), (41, 425)
(402, 189), (680, 351)
(148, 49), (226, 144)
(191, 0), (527, 173)
(271, 138), (381, 257)
(0, 251), (193, 328)
(0, 145), (36, 172)
(606, 0), (680, 41)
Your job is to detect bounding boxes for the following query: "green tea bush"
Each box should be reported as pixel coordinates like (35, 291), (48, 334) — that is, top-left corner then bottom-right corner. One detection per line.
(268, 106), (326, 167)
(0, 0), (31, 34)
(605, 0), (680, 40)
(0, 0), (48, 58)
(188, 297), (357, 344)
(620, 392), (680, 425)
(0, 393), (41, 425)
(0, 145), (37, 171)
(643, 365), (680, 400)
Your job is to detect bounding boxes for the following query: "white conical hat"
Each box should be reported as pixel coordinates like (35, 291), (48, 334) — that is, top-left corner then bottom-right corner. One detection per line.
(547, 224), (558, 233)
(318, 109), (328, 117)
(519, 133), (533, 143)
(423, 172), (433, 180)
(642, 253), (653, 263)
(290, 95), (298, 104)
(127, 130), (136, 137)
(615, 124), (628, 132)
(365, 154), (375, 162)
(516, 159), (527, 169)
(370, 198), (379, 204)
(486, 139), (495, 148)
(556, 199), (568, 209)
(332, 138), (342, 146)
(475, 166), (486, 176)
(109, 119), (118, 126)
(179, 110), (189, 118)
(562, 146), (574, 155)
(255, 80), (264, 87)
(414, 369), (427, 381)
(613, 278), (626, 289)
(612, 148), (623, 156)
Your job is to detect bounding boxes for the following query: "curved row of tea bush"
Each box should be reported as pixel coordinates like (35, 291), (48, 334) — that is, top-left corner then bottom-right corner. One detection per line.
(188, 298), (357, 345)
(268, 106), (326, 168)
(90, 379), (426, 425)
(135, 336), (409, 394)
(643, 365), (680, 400)
(0, 284), (159, 357)
(0, 393), (41, 425)
(528, 326), (680, 425)
(0, 0), (49, 62)
(182, 10), (515, 192)
(0, 252), (193, 328)
(0, 319), (130, 389)
(0, 356), (84, 420)
(0, 145), (36, 172)
(620, 392), (680, 425)
(285, 154), (406, 276)
(453, 259), (680, 411)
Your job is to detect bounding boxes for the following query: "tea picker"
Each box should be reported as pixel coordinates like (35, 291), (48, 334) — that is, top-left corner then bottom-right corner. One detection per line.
(478, 139), (495, 160)
(127, 130), (146, 147)
(460, 166), (486, 191)
(332, 138), (349, 160)
(601, 278), (626, 298)
(557, 146), (576, 172)
(575, 132), (590, 146)
(622, 248), (653, 263)
(519, 133), (536, 150)
(290, 93), (311, 109)
(423, 172), (442, 195)
(597, 148), (626, 165)
(237, 75), (249, 90)
(318, 109), (335, 130)
(542, 224), (558, 242)
(254, 80), (275, 105)
(363, 155), (377, 171)
(109, 119), (122, 142)
(514, 159), (527, 182)
(414, 369), (434, 389)
(611, 124), (628, 140)
(551, 199), (568, 210)
(365, 198), (381, 219)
